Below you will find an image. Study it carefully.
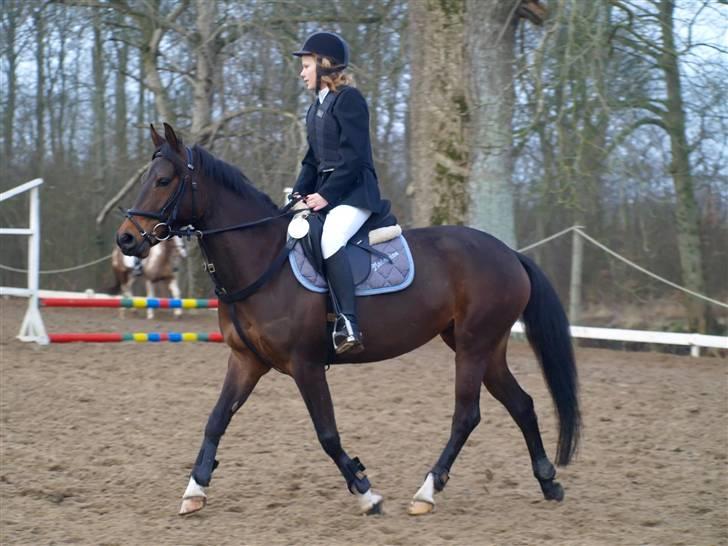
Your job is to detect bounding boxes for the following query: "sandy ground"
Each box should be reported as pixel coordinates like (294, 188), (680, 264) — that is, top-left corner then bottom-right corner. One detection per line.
(0, 297), (726, 546)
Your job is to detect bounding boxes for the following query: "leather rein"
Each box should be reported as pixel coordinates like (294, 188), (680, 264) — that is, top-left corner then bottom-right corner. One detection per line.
(123, 146), (303, 367)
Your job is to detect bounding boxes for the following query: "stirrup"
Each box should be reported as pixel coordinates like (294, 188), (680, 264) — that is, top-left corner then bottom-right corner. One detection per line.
(332, 315), (364, 355)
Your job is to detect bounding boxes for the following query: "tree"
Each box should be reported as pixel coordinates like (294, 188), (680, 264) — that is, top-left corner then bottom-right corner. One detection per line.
(465, 0), (523, 247)
(408, 0), (469, 226)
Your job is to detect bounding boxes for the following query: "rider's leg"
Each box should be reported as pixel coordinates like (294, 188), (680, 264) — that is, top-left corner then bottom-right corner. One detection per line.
(321, 205), (371, 354)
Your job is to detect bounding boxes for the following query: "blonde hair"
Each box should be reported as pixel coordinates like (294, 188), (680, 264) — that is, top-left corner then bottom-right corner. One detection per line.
(318, 56), (354, 91)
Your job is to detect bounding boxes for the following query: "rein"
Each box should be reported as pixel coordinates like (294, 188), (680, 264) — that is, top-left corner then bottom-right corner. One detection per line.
(124, 145), (304, 368)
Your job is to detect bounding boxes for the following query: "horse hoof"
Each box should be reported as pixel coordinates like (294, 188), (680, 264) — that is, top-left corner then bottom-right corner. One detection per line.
(408, 500), (434, 516)
(365, 500), (383, 516)
(543, 481), (564, 502)
(179, 495), (207, 516)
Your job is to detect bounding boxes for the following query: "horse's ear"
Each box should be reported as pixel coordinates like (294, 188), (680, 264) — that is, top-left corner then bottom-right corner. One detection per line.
(150, 124), (165, 148)
(163, 122), (183, 152)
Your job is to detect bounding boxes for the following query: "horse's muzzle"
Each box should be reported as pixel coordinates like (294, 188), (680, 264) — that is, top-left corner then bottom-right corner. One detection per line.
(116, 231), (150, 257)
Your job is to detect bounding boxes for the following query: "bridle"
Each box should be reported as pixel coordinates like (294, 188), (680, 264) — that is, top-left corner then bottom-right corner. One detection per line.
(123, 146), (199, 246)
(123, 145), (302, 244)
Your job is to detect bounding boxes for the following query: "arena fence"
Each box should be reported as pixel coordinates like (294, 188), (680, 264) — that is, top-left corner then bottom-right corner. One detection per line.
(2, 178), (725, 355)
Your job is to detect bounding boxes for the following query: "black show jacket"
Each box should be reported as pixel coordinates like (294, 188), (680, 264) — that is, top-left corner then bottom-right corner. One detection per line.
(293, 86), (384, 214)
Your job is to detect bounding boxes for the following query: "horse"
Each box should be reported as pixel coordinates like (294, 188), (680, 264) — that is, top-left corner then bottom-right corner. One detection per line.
(110, 238), (186, 319)
(116, 123), (580, 517)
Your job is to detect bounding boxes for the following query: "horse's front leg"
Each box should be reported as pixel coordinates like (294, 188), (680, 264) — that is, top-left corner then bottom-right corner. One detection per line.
(145, 279), (155, 320)
(293, 362), (383, 515)
(179, 349), (269, 515)
(168, 276), (182, 318)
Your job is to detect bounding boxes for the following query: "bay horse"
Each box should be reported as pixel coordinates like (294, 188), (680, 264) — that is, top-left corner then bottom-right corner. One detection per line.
(116, 123), (580, 516)
(110, 238), (186, 319)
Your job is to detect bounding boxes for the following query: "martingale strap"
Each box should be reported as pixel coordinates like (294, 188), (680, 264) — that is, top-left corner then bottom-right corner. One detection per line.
(215, 238), (297, 303)
(200, 237), (298, 368)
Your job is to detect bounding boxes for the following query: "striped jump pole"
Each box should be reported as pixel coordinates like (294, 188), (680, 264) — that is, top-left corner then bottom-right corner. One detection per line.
(40, 297), (218, 309)
(48, 332), (224, 343)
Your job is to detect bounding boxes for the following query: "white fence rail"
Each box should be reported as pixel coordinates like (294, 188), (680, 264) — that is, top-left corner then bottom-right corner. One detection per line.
(511, 323), (726, 357)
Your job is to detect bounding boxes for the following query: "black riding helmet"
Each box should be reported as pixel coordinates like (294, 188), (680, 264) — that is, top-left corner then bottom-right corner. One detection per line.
(293, 31), (350, 68)
(293, 32), (350, 92)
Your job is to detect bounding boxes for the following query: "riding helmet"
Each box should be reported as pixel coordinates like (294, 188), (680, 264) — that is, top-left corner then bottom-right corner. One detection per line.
(293, 31), (350, 68)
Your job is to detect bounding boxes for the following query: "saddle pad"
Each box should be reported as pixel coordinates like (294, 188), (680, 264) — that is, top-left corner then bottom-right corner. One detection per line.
(289, 235), (415, 296)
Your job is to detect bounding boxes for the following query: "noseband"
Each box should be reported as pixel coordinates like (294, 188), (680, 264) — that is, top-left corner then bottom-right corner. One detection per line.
(124, 146), (198, 245)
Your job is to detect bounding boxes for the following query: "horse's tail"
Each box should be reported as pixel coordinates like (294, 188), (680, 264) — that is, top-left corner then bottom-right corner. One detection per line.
(517, 252), (581, 466)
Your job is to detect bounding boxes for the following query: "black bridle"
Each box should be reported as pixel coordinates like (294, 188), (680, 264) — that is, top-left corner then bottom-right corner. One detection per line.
(123, 146), (199, 245)
(124, 145), (301, 243)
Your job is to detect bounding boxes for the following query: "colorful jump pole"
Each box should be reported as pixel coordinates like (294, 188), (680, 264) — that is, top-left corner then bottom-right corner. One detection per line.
(48, 332), (224, 343)
(40, 297), (218, 309)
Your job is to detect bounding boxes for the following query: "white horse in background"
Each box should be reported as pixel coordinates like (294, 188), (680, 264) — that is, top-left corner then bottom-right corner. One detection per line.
(110, 238), (186, 319)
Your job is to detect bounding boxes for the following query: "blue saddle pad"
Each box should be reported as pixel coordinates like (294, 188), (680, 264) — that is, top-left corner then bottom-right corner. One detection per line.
(289, 235), (415, 296)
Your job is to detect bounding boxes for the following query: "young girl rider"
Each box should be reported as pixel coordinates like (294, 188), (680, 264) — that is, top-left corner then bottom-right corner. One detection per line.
(292, 31), (386, 355)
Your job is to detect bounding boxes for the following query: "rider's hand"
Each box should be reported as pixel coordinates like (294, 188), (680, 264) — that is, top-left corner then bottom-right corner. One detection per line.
(304, 193), (329, 211)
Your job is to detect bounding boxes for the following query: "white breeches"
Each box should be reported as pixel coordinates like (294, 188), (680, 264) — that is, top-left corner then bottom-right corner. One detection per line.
(321, 205), (371, 259)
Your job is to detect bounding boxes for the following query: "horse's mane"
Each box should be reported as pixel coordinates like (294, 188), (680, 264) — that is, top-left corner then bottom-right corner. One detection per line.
(192, 145), (278, 211)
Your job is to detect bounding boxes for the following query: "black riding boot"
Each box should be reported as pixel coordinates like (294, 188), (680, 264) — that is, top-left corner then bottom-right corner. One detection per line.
(325, 248), (364, 354)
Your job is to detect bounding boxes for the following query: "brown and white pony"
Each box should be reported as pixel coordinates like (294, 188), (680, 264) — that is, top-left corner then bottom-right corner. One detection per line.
(110, 238), (186, 319)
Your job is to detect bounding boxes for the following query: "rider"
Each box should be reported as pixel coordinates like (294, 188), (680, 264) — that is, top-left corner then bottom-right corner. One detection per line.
(292, 31), (385, 355)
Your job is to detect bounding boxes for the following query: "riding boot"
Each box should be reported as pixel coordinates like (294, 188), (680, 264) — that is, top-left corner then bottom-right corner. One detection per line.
(325, 248), (364, 355)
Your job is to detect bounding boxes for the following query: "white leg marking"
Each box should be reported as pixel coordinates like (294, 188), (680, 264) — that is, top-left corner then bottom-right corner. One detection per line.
(183, 475), (206, 499)
(408, 473), (436, 515)
(413, 473), (435, 504)
(146, 279), (155, 320)
(169, 278), (182, 317)
(355, 488), (383, 514)
(179, 475), (208, 515)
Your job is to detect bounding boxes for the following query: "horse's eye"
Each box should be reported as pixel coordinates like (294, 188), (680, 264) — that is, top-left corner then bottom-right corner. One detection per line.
(157, 177), (172, 187)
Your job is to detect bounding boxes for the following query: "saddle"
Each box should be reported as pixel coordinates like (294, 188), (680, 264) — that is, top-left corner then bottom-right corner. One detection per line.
(303, 201), (396, 279)
(288, 201), (415, 295)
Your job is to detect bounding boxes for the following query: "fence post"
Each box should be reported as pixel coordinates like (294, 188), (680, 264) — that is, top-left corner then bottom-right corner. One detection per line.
(569, 227), (584, 325)
(17, 183), (49, 344)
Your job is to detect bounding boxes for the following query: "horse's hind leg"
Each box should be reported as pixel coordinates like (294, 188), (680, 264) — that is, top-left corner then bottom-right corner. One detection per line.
(483, 346), (564, 501)
(179, 349), (269, 515)
(409, 341), (484, 515)
(292, 362), (383, 515)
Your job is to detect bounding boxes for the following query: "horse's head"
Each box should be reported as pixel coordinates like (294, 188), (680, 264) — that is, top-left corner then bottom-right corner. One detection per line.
(116, 123), (202, 257)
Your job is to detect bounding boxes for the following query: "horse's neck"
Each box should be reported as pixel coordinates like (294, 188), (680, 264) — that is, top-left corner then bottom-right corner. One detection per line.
(199, 187), (287, 293)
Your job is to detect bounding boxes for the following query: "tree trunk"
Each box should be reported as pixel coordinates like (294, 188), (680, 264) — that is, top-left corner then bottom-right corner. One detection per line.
(408, 0), (469, 226)
(33, 7), (45, 174)
(92, 18), (107, 185)
(115, 40), (129, 161)
(136, 45), (147, 159)
(189, 0), (216, 140)
(658, 0), (709, 331)
(2, 1), (20, 167)
(465, 0), (517, 247)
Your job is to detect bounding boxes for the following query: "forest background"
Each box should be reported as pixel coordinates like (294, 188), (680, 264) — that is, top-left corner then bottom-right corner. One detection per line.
(1, 0), (726, 335)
